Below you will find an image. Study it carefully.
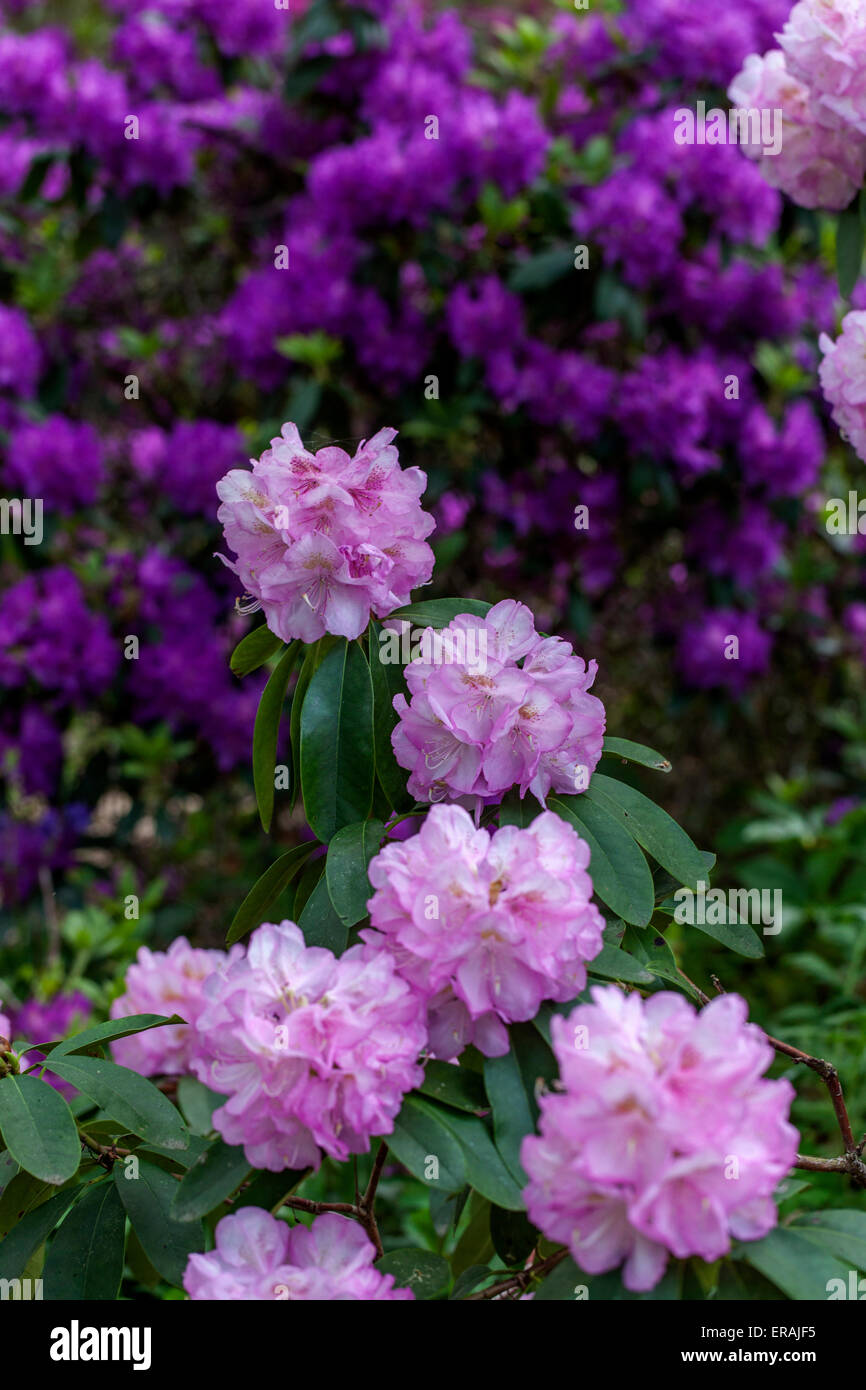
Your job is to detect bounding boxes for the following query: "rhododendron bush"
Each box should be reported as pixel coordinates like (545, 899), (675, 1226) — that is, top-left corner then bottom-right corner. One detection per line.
(1, 0), (865, 1316)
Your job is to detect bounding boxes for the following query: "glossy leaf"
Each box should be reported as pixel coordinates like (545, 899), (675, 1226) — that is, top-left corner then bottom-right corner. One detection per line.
(300, 639), (374, 842)
(171, 1139), (250, 1222)
(253, 640), (300, 832)
(549, 794), (654, 926)
(584, 774), (707, 889)
(226, 842), (318, 946)
(114, 1159), (204, 1287)
(0, 1074), (81, 1185)
(230, 625), (283, 679)
(325, 819), (384, 928)
(43, 1055), (188, 1151)
(42, 1179), (125, 1300)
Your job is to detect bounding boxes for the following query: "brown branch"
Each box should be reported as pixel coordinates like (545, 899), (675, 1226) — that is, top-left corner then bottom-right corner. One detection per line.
(465, 1248), (568, 1301)
(357, 1141), (388, 1258)
(281, 1196), (357, 1217)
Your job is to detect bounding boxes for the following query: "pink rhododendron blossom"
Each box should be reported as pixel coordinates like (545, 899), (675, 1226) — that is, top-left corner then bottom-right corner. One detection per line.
(183, 1208), (413, 1301)
(778, 0), (866, 135)
(391, 599), (605, 812)
(363, 803), (604, 1059)
(728, 49), (866, 209)
(819, 310), (866, 462)
(0, 1012), (10, 1047)
(216, 423), (435, 642)
(522, 986), (798, 1291)
(110, 937), (242, 1076)
(190, 921), (426, 1171)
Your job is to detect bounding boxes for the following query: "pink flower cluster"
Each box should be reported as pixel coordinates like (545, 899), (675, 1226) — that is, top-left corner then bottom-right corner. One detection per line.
(779, 0), (866, 135)
(184, 1208), (413, 1301)
(216, 423), (435, 643)
(391, 599), (606, 811)
(728, 48), (866, 210)
(110, 936), (242, 1076)
(0, 1012), (10, 1048)
(363, 804), (605, 1059)
(190, 921), (426, 1171)
(819, 310), (866, 464)
(521, 986), (798, 1292)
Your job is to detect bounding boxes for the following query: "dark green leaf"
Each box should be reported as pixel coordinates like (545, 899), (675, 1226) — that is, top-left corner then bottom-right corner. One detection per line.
(43, 1056), (188, 1151)
(369, 621), (413, 813)
(0, 1186), (80, 1280)
(325, 819), (384, 928)
(602, 736), (671, 773)
(226, 843), (318, 946)
(176, 1078), (225, 1137)
(741, 1226), (853, 1301)
(433, 1107), (525, 1211)
(386, 598), (491, 627)
(507, 245), (575, 293)
(47, 1014), (185, 1058)
(387, 1095), (467, 1193)
(42, 1179), (125, 1300)
(837, 205), (864, 298)
(549, 794), (654, 926)
(375, 1248), (450, 1299)
(171, 1139), (250, 1222)
(483, 1048), (533, 1186)
(300, 639), (374, 842)
(584, 774), (707, 889)
(791, 1210), (866, 1272)
(0, 1074), (81, 1184)
(115, 1159), (204, 1287)
(490, 1206), (536, 1266)
(297, 874), (347, 952)
(230, 625), (284, 678)
(253, 640), (300, 833)
(450, 1264), (496, 1299)
(418, 1061), (487, 1113)
(586, 943), (654, 985)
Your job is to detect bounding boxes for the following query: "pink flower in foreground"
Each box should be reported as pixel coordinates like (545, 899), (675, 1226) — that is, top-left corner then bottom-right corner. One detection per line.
(216, 423), (435, 642)
(391, 599), (605, 812)
(819, 310), (866, 463)
(522, 986), (798, 1291)
(0, 1012), (10, 1048)
(728, 49), (866, 209)
(778, 0), (866, 135)
(111, 937), (242, 1076)
(190, 921), (426, 1171)
(184, 1208), (413, 1301)
(363, 804), (604, 1058)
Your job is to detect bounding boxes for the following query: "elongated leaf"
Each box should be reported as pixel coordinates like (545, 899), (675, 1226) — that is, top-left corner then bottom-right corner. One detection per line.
(232, 1169), (309, 1213)
(114, 1159), (204, 1286)
(230, 625), (284, 678)
(386, 598), (491, 627)
(375, 1248), (450, 1299)
(176, 1078), (225, 1137)
(450, 1194), (493, 1279)
(433, 1106), (525, 1211)
(584, 774), (707, 889)
(42, 1179), (125, 1300)
(47, 1013), (185, 1058)
(620, 926), (685, 989)
(289, 637), (335, 809)
(43, 1056), (188, 1151)
(483, 1049), (533, 1187)
(549, 794), (654, 926)
(369, 621), (413, 813)
(741, 1226), (853, 1301)
(0, 1185), (80, 1280)
(586, 944), (654, 985)
(490, 1206), (536, 1266)
(418, 1061), (487, 1114)
(325, 819), (384, 928)
(837, 205), (864, 298)
(388, 1095), (467, 1193)
(498, 790), (539, 829)
(0, 1074), (80, 1184)
(171, 1139), (250, 1223)
(226, 842), (318, 946)
(300, 639), (374, 842)
(297, 874), (347, 952)
(602, 736), (671, 773)
(792, 1210), (866, 1272)
(253, 640), (300, 833)
(511, 1022), (559, 1119)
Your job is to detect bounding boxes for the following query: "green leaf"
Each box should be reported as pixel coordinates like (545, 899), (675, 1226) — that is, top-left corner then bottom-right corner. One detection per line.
(0, 1186), (80, 1280)
(253, 640), (301, 833)
(375, 1248), (450, 1299)
(584, 774), (707, 889)
(232, 1169), (309, 1213)
(433, 1107), (525, 1211)
(0, 1074), (81, 1184)
(176, 1078), (225, 1137)
(490, 1206), (536, 1266)
(837, 204), (864, 298)
(300, 639), (374, 842)
(42, 1179), (126, 1300)
(388, 1095), (467, 1193)
(171, 1139), (250, 1222)
(620, 926), (684, 988)
(741, 1226), (854, 1301)
(498, 791), (539, 829)
(418, 1061), (487, 1113)
(288, 637), (335, 808)
(47, 1013), (185, 1058)
(507, 245), (574, 293)
(42, 1056), (188, 1151)
(230, 625), (284, 678)
(450, 1194), (493, 1278)
(511, 1022), (558, 1119)
(325, 819), (384, 928)
(450, 1264), (496, 1299)
(297, 874), (347, 952)
(791, 1209), (866, 1272)
(585, 943), (654, 985)
(369, 621), (413, 813)
(386, 598), (491, 627)
(114, 1159), (204, 1287)
(483, 1048), (534, 1187)
(602, 736), (671, 773)
(226, 843), (318, 946)
(549, 794), (654, 926)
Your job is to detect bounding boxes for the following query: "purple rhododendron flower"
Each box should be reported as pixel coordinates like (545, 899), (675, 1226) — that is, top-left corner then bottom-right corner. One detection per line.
(111, 937), (243, 1076)
(216, 423), (435, 642)
(677, 608), (772, 693)
(184, 1208), (413, 1301)
(363, 804), (605, 1059)
(522, 986), (798, 1291)
(190, 921), (426, 1171)
(391, 599), (605, 811)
